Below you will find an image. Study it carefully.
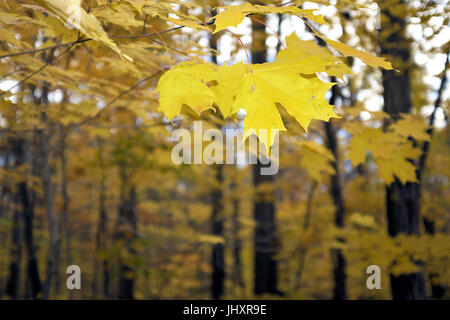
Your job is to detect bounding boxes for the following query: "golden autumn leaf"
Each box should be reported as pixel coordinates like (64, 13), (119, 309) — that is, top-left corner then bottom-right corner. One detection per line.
(275, 33), (354, 79)
(297, 140), (335, 182)
(232, 62), (338, 154)
(154, 62), (218, 120)
(39, 0), (132, 61)
(391, 114), (431, 141)
(210, 62), (248, 118)
(347, 127), (422, 184)
(211, 3), (326, 34)
(323, 38), (393, 70)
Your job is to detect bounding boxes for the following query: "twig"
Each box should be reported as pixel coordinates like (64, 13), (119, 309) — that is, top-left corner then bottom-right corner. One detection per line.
(417, 51), (449, 181)
(0, 27), (184, 60)
(69, 69), (165, 128)
(0, 41), (79, 99)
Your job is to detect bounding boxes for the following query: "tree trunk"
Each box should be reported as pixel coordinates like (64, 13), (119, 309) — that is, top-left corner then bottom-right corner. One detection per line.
(325, 83), (347, 300)
(40, 85), (60, 300)
(251, 15), (281, 296)
(208, 14), (226, 300)
(22, 134), (42, 300)
(211, 165), (225, 299)
(379, 0), (426, 300)
(59, 124), (73, 298)
(6, 180), (22, 299)
(115, 165), (137, 300)
(295, 181), (316, 292)
(94, 137), (110, 299)
(419, 53), (448, 299)
(231, 187), (243, 292)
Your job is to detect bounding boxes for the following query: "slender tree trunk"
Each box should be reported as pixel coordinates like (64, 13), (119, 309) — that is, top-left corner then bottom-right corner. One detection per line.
(211, 165), (225, 299)
(295, 181), (316, 291)
(59, 124), (73, 299)
(231, 187), (243, 292)
(40, 85), (60, 300)
(0, 149), (9, 218)
(94, 137), (110, 299)
(22, 134), (42, 300)
(208, 13), (226, 299)
(251, 15), (281, 296)
(0, 147), (10, 299)
(115, 165), (137, 299)
(419, 53), (448, 299)
(379, 0), (426, 300)
(6, 174), (23, 299)
(325, 83), (347, 300)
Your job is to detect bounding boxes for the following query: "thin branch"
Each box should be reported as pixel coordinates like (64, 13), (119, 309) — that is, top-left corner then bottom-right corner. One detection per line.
(69, 69), (165, 128)
(0, 38), (90, 60)
(0, 27), (184, 60)
(417, 51), (449, 181)
(110, 26), (184, 40)
(0, 41), (79, 99)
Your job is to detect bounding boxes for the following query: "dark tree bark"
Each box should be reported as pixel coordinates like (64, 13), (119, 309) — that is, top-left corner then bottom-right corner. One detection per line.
(251, 15), (282, 296)
(379, 0), (426, 300)
(208, 20), (226, 300)
(58, 123), (73, 298)
(94, 137), (110, 299)
(21, 176), (42, 300)
(231, 186), (243, 292)
(211, 165), (225, 299)
(6, 172), (23, 299)
(419, 53), (448, 299)
(6, 136), (42, 300)
(115, 164), (137, 300)
(22, 135), (42, 300)
(40, 85), (60, 300)
(325, 83), (347, 300)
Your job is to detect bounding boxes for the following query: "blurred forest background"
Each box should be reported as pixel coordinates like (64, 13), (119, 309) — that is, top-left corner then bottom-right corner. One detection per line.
(0, 0), (449, 300)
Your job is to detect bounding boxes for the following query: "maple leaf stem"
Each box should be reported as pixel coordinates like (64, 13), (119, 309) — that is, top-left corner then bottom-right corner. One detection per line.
(298, 16), (322, 39)
(224, 30), (253, 73)
(250, 16), (286, 49)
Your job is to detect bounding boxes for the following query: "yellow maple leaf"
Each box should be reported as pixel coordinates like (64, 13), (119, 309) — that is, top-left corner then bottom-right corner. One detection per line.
(273, 33), (353, 79)
(347, 127), (421, 184)
(297, 140), (335, 182)
(232, 62), (338, 154)
(324, 38), (393, 70)
(210, 62), (247, 118)
(154, 62), (218, 120)
(391, 114), (431, 141)
(211, 3), (325, 34)
(40, 0), (132, 61)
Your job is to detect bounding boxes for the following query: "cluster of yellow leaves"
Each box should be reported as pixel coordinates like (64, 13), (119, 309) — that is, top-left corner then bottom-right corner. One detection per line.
(211, 3), (392, 70)
(37, 0), (133, 61)
(296, 140), (335, 183)
(154, 3), (392, 154)
(156, 29), (392, 155)
(210, 3), (326, 34)
(345, 113), (430, 184)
